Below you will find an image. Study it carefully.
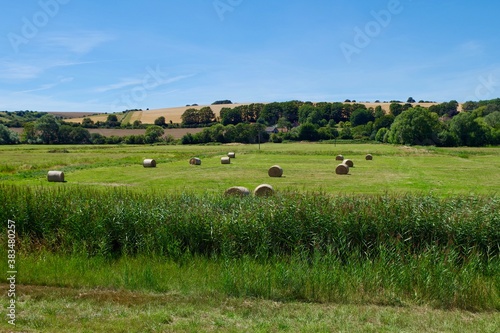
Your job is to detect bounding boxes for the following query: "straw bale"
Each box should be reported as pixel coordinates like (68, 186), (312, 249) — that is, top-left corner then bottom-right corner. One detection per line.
(189, 157), (201, 165)
(224, 186), (250, 196)
(47, 170), (64, 182)
(335, 164), (349, 175)
(268, 165), (283, 177)
(343, 159), (354, 167)
(253, 184), (275, 196)
(143, 159), (156, 167)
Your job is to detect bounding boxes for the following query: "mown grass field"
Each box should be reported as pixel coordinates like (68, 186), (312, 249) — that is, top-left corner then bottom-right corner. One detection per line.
(0, 142), (499, 332)
(0, 143), (498, 195)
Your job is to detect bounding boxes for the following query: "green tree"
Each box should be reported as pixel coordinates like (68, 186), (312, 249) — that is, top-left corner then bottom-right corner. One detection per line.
(82, 117), (95, 128)
(449, 112), (490, 146)
(181, 108), (200, 126)
(318, 126), (338, 140)
(21, 121), (37, 143)
(58, 125), (91, 144)
(208, 124), (226, 142)
(220, 107), (242, 125)
(387, 107), (440, 145)
(58, 125), (74, 143)
(223, 124), (238, 142)
(70, 127), (91, 144)
(145, 125), (165, 143)
(350, 108), (374, 127)
(429, 100), (459, 118)
(389, 103), (404, 117)
(244, 103), (264, 122)
(375, 127), (388, 142)
(298, 104), (316, 124)
(198, 107), (216, 124)
(339, 126), (353, 139)
(277, 117), (292, 132)
(35, 114), (60, 143)
(373, 114), (395, 131)
(0, 124), (19, 144)
(407, 97), (416, 103)
(260, 102), (283, 124)
(106, 114), (120, 127)
(298, 123), (319, 141)
(484, 111), (500, 129)
(328, 102), (346, 123)
(374, 105), (385, 118)
(281, 101), (300, 123)
(90, 133), (106, 144)
(154, 116), (166, 127)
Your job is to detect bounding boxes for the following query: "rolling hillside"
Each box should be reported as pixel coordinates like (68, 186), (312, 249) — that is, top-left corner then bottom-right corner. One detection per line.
(63, 102), (451, 125)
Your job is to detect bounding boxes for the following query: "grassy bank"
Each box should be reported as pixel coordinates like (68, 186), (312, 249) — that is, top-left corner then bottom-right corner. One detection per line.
(1, 284), (499, 333)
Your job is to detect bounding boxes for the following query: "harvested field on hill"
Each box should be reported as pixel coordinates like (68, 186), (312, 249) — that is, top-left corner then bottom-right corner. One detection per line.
(87, 128), (203, 139)
(48, 111), (99, 119)
(8, 127), (203, 139)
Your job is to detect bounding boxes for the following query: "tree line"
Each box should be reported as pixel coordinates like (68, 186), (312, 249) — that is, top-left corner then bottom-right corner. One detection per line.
(1, 98), (499, 146)
(0, 114), (170, 145)
(177, 99), (499, 146)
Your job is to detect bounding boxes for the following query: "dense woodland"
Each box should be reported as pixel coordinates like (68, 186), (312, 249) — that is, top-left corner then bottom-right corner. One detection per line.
(0, 98), (499, 146)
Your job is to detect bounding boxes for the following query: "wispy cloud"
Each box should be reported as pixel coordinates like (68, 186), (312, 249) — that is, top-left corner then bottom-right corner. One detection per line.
(93, 73), (195, 94)
(0, 57), (98, 80)
(0, 61), (44, 80)
(93, 78), (145, 93)
(16, 77), (74, 93)
(458, 41), (484, 57)
(42, 31), (116, 55)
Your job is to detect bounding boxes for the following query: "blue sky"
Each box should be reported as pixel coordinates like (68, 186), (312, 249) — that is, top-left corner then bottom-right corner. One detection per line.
(1, 0), (500, 112)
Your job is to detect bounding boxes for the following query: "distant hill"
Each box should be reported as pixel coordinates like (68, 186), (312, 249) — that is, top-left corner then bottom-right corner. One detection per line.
(64, 102), (449, 125)
(47, 111), (99, 119)
(64, 103), (251, 125)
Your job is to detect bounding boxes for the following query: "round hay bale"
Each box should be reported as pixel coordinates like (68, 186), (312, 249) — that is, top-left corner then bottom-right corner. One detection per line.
(227, 152), (236, 158)
(224, 186), (250, 196)
(365, 154), (373, 160)
(268, 165), (283, 177)
(47, 170), (64, 182)
(335, 163), (349, 175)
(253, 184), (274, 197)
(143, 159), (156, 168)
(343, 159), (354, 167)
(189, 157), (201, 165)
(335, 154), (344, 161)
(221, 156), (231, 164)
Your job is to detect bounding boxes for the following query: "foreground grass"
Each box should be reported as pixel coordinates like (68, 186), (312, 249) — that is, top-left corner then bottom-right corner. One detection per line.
(0, 284), (499, 333)
(1, 186), (499, 311)
(0, 143), (498, 195)
(7, 251), (499, 311)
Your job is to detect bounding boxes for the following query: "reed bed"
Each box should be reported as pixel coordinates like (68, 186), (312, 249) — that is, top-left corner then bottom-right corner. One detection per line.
(0, 185), (498, 310)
